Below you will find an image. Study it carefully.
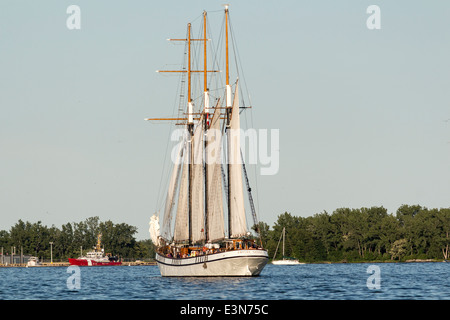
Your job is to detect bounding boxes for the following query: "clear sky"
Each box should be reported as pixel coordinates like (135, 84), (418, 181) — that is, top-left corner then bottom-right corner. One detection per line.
(1, 0), (449, 240)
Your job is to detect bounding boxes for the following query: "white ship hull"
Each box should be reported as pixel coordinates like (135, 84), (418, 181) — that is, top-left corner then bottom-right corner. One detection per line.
(156, 249), (269, 277)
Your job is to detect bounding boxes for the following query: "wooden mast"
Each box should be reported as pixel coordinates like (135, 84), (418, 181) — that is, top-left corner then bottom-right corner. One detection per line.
(187, 23), (192, 106)
(187, 23), (193, 244)
(225, 4), (232, 239)
(203, 11), (208, 96)
(203, 11), (209, 243)
(225, 5), (230, 87)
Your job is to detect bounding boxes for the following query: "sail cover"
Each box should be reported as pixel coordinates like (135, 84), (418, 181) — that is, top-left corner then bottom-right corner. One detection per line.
(228, 83), (247, 238)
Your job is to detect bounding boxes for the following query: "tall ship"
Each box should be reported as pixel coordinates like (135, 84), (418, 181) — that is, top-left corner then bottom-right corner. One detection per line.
(147, 6), (269, 276)
(68, 233), (121, 266)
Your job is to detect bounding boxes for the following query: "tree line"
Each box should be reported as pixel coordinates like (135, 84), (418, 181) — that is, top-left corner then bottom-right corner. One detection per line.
(0, 217), (155, 262)
(259, 205), (450, 262)
(1, 204), (449, 263)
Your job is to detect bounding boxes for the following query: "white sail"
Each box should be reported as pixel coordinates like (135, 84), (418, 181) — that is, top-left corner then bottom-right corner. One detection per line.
(149, 214), (160, 246)
(174, 143), (189, 242)
(228, 83), (247, 238)
(161, 138), (184, 240)
(192, 122), (205, 243)
(206, 106), (225, 242)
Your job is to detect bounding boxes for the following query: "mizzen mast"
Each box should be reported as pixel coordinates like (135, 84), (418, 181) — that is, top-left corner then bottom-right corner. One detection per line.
(203, 11), (210, 119)
(224, 4), (233, 239)
(225, 5), (232, 108)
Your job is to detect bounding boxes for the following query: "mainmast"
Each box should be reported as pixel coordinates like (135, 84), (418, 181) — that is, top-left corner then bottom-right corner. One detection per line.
(203, 11), (210, 118)
(203, 10), (210, 243)
(224, 4), (232, 239)
(225, 5), (230, 94)
(187, 23), (194, 244)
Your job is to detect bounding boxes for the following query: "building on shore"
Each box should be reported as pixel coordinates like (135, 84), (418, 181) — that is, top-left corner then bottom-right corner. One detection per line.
(1, 253), (35, 265)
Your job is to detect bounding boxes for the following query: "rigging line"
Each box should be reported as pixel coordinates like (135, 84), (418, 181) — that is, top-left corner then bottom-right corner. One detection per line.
(228, 13), (253, 108)
(241, 148), (258, 233)
(154, 28), (189, 214)
(188, 24), (209, 114)
(228, 13), (240, 81)
(240, 88), (261, 222)
(250, 109), (260, 219)
(206, 15), (224, 92)
(210, 13), (226, 93)
(189, 12), (204, 24)
(220, 115), (229, 208)
(178, 42), (188, 115)
(249, 99), (260, 219)
(205, 15), (220, 97)
(227, 14), (261, 225)
(229, 16), (250, 134)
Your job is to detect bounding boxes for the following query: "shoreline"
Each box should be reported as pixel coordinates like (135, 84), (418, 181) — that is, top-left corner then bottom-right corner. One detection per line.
(0, 261), (157, 268)
(276, 258), (445, 264)
(1, 259), (443, 267)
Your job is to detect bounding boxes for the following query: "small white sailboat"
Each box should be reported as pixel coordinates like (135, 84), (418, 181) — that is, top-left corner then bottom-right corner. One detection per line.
(272, 227), (304, 265)
(147, 6), (268, 277)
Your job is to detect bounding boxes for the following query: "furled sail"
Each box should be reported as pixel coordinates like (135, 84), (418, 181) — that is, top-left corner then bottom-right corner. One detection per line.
(228, 83), (247, 238)
(191, 121), (205, 243)
(206, 106), (225, 242)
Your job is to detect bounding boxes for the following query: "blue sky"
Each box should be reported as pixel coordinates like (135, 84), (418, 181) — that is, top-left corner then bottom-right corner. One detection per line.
(1, 1), (449, 240)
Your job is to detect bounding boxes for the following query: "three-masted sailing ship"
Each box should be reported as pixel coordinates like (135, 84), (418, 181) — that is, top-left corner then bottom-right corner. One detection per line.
(148, 6), (268, 276)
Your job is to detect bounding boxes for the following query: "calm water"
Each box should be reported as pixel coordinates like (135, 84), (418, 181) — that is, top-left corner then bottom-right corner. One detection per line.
(1, 262), (450, 300)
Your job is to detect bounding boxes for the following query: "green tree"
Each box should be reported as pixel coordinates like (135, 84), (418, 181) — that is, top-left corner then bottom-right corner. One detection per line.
(135, 239), (156, 260)
(436, 208), (450, 260)
(254, 221), (270, 248)
(311, 211), (335, 257)
(389, 239), (408, 260)
(378, 214), (400, 258)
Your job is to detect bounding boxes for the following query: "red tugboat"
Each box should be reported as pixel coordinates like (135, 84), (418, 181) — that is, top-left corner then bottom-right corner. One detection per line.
(68, 233), (122, 266)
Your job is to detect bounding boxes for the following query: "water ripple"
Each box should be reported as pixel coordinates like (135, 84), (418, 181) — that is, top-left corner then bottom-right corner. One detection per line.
(1, 263), (450, 299)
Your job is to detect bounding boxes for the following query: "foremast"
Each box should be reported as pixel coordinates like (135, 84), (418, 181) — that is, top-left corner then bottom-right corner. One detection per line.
(225, 4), (233, 240)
